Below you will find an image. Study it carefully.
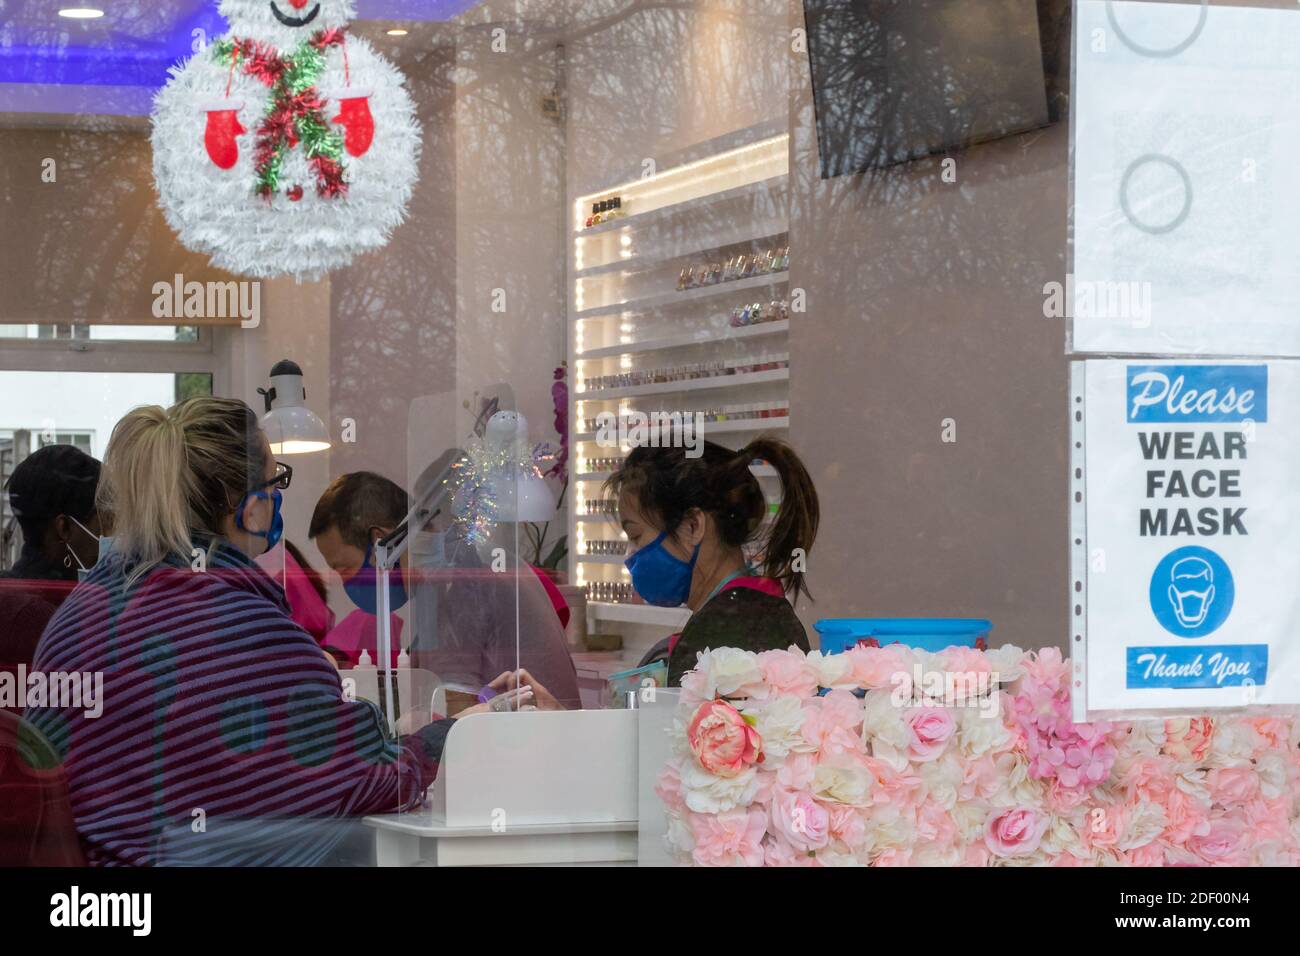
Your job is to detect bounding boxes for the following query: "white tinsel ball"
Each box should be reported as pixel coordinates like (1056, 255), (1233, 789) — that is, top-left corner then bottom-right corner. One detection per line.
(151, 0), (421, 280)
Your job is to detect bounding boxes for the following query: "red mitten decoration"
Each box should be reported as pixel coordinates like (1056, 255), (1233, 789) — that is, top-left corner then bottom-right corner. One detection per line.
(333, 95), (374, 157)
(204, 108), (246, 170)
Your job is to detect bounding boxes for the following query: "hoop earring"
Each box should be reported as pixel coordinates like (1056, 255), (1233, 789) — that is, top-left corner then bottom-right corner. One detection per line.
(63, 553), (72, 568)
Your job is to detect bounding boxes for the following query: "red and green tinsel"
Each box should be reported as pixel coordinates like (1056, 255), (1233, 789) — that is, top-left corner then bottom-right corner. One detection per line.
(214, 29), (348, 201)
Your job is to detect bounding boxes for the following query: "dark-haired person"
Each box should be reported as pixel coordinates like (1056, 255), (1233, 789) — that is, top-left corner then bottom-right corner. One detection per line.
(310, 471), (581, 706)
(25, 398), (501, 866)
(607, 437), (819, 686)
(0, 444), (102, 671)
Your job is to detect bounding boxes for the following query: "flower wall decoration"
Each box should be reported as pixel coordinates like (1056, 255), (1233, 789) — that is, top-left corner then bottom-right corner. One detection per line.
(658, 644), (1300, 866)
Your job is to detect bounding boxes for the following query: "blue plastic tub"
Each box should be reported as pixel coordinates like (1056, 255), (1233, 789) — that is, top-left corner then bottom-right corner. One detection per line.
(814, 618), (992, 655)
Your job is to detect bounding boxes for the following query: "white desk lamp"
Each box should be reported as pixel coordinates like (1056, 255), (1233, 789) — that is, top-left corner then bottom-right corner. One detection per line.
(258, 359), (331, 455)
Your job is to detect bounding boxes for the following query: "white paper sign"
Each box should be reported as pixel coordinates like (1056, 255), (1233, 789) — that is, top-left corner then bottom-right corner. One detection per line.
(1077, 359), (1300, 716)
(1072, 0), (1300, 356)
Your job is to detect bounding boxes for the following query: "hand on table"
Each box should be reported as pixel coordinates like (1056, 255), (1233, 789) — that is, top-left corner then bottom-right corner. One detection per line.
(487, 668), (562, 711)
(454, 684), (534, 719)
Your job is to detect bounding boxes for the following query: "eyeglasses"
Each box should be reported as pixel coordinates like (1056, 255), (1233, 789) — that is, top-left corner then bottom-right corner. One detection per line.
(250, 461), (293, 493)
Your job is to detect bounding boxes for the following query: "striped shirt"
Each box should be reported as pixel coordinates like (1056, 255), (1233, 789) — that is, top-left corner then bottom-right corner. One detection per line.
(26, 537), (446, 866)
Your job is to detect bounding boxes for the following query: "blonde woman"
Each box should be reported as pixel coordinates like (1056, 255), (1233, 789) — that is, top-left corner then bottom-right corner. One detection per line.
(26, 398), (466, 866)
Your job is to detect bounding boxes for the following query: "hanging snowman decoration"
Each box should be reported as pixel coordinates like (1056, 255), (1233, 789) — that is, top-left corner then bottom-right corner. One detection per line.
(151, 0), (420, 280)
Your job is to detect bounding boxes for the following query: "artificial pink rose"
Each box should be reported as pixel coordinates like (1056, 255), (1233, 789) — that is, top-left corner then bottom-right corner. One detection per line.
(1163, 717), (1214, 763)
(939, 645), (994, 678)
(756, 648), (819, 698)
(960, 754), (1004, 801)
(801, 690), (865, 761)
(769, 788), (831, 853)
(1160, 788), (1210, 845)
(1188, 816), (1248, 866)
(984, 807), (1048, 858)
(1117, 755), (1173, 804)
(826, 803), (867, 851)
(905, 707), (955, 762)
(689, 808), (767, 866)
(862, 755), (921, 805)
(913, 798), (957, 846)
(655, 764), (685, 814)
(1242, 797), (1290, 844)
(845, 643), (915, 691)
(687, 699), (762, 777)
(1207, 765), (1259, 805)
(1021, 646), (1070, 692)
(1249, 717), (1290, 753)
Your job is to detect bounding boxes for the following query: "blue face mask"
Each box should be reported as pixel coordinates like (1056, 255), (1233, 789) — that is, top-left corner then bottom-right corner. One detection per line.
(235, 487), (284, 554)
(343, 543), (409, 615)
(624, 530), (699, 607)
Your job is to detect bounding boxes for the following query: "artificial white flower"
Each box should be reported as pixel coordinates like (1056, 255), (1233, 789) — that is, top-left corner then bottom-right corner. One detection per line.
(917, 753), (964, 810)
(1174, 768), (1210, 803)
(696, 646), (763, 698)
(861, 689), (910, 752)
(1039, 812), (1085, 857)
(740, 695), (811, 764)
(680, 761), (759, 814)
(955, 701), (1012, 757)
(992, 751), (1043, 805)
(950, 801), (989, 842)
(1118, 801), (1167, 851)
(663, 810), (696, 859)
(1256, 752), (1289, 800)
(862, 803), (913, 852)
(805, 650), (854, 690)
(1207, 721), (1257, 765)
(1123, 720), (1167, 757)
(983, 644), (1028, 682)
(812, 762), (874, 806)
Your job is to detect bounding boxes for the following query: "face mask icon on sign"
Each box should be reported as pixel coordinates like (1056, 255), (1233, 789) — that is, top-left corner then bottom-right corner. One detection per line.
(1167, 556), (1216, 629)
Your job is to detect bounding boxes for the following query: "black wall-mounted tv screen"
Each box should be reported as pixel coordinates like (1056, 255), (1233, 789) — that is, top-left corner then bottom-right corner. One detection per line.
(804, 0), (1055, 178)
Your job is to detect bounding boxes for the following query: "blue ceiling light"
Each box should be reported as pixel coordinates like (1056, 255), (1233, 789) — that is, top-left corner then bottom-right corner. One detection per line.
(0, 0), (482, 116)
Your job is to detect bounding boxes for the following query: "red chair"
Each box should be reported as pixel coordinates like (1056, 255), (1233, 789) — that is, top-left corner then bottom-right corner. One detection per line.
(0, 710), (85, 866)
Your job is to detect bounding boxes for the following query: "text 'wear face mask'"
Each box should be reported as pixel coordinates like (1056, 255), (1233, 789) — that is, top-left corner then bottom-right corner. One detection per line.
(624, 530), (699, 607)
(344, 543), (409, 615)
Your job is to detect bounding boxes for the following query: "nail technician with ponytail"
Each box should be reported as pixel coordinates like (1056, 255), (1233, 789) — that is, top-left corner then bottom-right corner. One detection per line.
(607, 437), (820, 686)
(24, 397), (485, 867)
